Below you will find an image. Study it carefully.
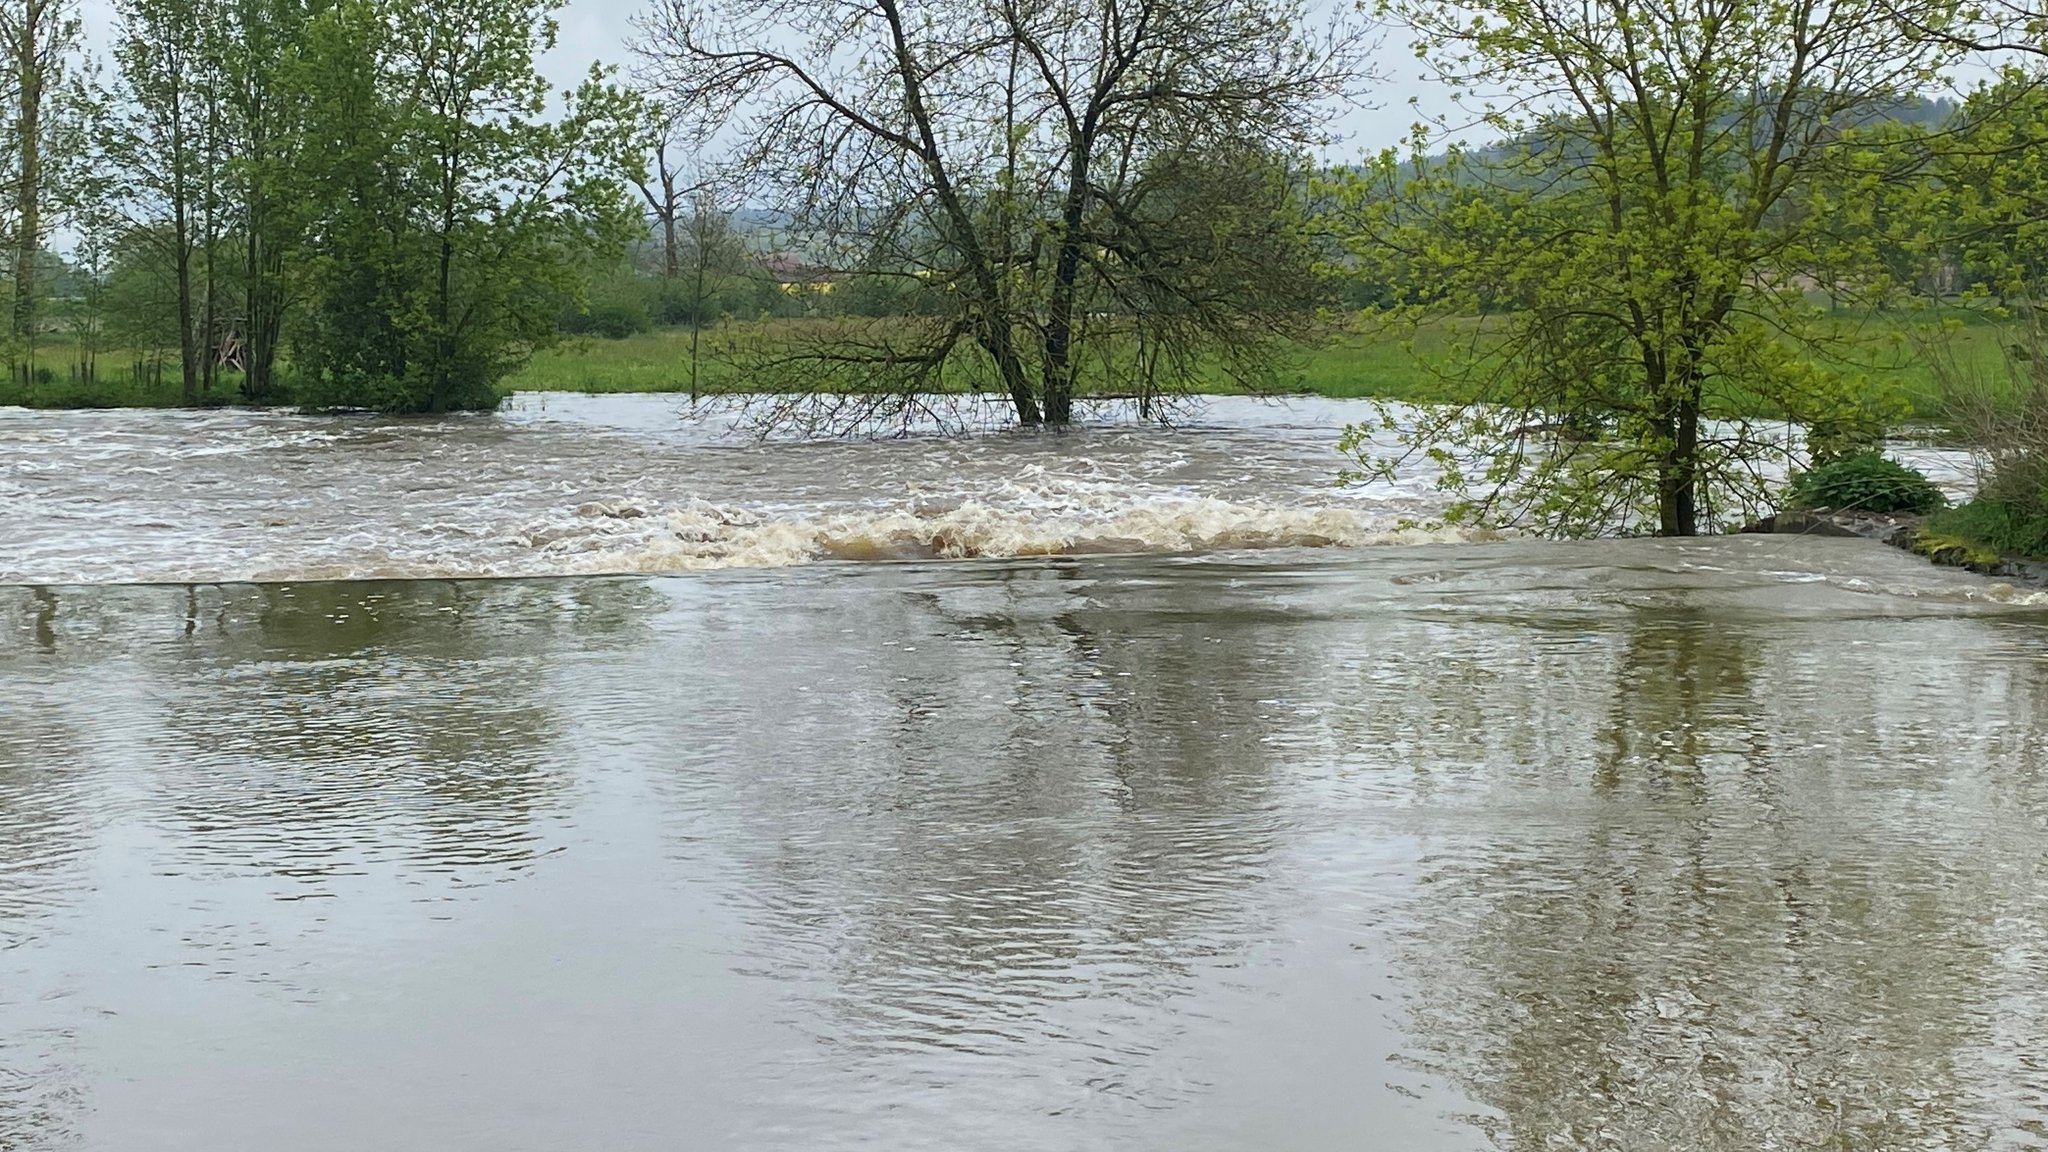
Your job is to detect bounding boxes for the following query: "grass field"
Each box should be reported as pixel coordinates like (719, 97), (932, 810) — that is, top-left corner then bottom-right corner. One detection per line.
(507, 311), (2013, 418)
(6, 309), (2016, 419)
(503, 315), (1484, 400)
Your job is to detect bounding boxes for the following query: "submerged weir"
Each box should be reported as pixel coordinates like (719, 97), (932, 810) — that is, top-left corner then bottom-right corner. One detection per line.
(2, 394), (1477, 584)
(3, 394), (2046, 1150)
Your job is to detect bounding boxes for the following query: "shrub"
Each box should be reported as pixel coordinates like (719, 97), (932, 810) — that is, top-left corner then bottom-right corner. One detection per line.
(584, 300), (650, 339)
(651, 281), (709, 327)
(1785, 451), (1947, 515)
(1923, 499), (2048, 559)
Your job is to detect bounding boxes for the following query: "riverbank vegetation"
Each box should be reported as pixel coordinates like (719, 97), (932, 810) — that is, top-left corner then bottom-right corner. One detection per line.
(11, 0), (2048, 539)
(5, 308), (2013, 415)
(4, 0), (640, 413)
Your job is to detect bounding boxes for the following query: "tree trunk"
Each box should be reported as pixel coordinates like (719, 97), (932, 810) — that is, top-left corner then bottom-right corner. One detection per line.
(1039, 115), (1099, 429)
(433, 228), (453, 412)
(201, 225), (218, 401)
(1657, 388), (1702, 537)
(175, 229), (199, 405)
(1041, 226), (1082, 426)
(877, 0), (1039, 426)
(246, 218), (277, 399)
(689, 240), (704, 399)
(11, 1), (45, 360)
(979, 326), (1041, 425)
(243, 130), (284, 401)
(662, 174), (679, 279)
(432, 153), (458, 413)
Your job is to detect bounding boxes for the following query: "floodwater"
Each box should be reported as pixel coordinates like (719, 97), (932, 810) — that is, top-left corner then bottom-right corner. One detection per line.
(3, 395), (2047, 1150)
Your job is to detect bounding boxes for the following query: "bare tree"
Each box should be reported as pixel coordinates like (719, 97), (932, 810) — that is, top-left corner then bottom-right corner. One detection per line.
(680, 183), (739, 399)
(633, 0), (1371, 428)
(628, 102), (702, 279)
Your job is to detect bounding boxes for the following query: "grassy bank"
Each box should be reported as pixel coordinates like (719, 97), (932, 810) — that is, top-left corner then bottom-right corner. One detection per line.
(4, 310), (2011, 416)
(504, 312), (2006, 419)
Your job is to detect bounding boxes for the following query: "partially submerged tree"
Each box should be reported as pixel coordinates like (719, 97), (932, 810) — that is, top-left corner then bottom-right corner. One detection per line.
(633, 0), (1370, 428)
(1336, 0), (1968, 535)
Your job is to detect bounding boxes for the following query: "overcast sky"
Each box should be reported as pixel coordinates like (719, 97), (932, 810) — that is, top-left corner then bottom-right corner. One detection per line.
(74, 0), (1457, 158)
(67, 0), (1990, 199)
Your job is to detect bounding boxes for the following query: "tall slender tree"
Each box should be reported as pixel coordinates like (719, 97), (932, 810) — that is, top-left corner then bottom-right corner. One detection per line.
(2, 0), (86, 383)
(680, 183), (736, 398)
(111, 0), (213, 401)
(220, 0), (311, 399)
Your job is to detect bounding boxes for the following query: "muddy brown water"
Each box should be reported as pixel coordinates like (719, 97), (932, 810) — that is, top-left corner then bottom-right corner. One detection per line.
(3, 395), (2045, 1150)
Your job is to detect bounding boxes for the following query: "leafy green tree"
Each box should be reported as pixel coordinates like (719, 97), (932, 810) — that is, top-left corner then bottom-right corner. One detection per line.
(109, 0), (220, 402)
(2, 0), (92, 385)
(219, 0), (315, 400)
(1334, 0), (1966, 536)
(291, 0), (641, 412)
(1934, 70), (2048, 304)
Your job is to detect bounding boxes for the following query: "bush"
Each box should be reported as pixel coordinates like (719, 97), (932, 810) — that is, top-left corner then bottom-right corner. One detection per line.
(1785, 451), (1947, 515)
(560, 297), (651, 339)
(584, 300), (650, 339)
(651, 280), (708, 327)
(1923, 499), (2048, 559)
(561, 271), (657, 338)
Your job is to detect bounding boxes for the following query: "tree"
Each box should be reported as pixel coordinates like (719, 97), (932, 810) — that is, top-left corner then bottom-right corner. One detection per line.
(219, 0), (315, 400)
(633, 0), (1370, 428)
(678, 184), (738, 398)
(1928, 70), (2048, 303)
(291, 0), (642, 412)
(1335, 0), (1967, 536)
(2, 0), (88, 385)
(110, 0), (217, 403)
(62, 168), (123, 385)
(628, 102), (699, 280)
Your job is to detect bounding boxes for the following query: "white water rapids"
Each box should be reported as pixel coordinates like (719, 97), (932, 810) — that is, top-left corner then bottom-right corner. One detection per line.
(0, 391), (1985, 588)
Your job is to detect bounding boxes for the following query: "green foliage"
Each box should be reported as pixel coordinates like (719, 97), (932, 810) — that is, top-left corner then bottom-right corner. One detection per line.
(646, 269), (793, 326)
(1939, 71), (2048, 303)
(823, 274), (949, 319)
(1922, 500), (2048, 559)
(286, 0), (641, 412)
(569, 299), (653, 340)
(1327, 0), (1966, 536)
(1785, 452), (1947, 514)
(560, 269), (654, 337)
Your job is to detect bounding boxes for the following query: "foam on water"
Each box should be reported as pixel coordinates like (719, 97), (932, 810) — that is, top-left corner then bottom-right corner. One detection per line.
(0, 393), (2004, 591)
(538, 495), (1474, 576)
(0, 396), (1474, 584)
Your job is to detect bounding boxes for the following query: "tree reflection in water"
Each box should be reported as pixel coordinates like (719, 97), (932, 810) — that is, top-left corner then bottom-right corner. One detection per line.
(3, 556), (2048, 1150)
(1391, 606), (2048, 1150)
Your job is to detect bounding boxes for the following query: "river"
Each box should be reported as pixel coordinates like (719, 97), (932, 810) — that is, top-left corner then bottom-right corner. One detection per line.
(3, 395), (2046, 1150)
